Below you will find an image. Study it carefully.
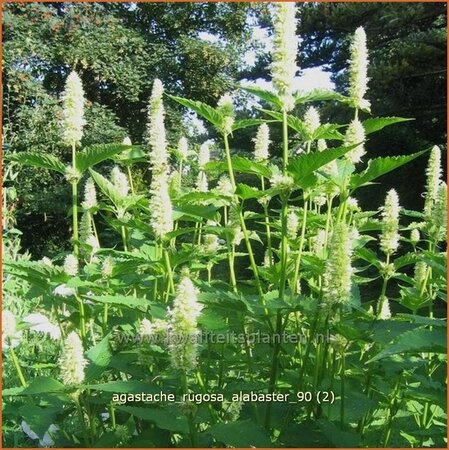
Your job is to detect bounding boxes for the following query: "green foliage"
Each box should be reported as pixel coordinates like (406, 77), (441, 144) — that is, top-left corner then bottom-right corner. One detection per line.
(2, 3), (446, 449)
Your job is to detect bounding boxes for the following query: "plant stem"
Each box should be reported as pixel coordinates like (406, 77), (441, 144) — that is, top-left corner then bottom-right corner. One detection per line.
(260, 176), (273, 265)
(291, 196), (309, 297)
(9, 346), (27, 387)
(163, 247), (175, 295)
(340, 350), (346, 429)
(71, 143), (79, 257)
(121, 225), (128, 252)
(181, 373), (197, 447)
(377, 252), (390, 318)
(126, 166), (135, 195)
(223, 133), (264, 298)
(75, 395), (90, 447)
(265, 311), (283, 429)
(75, 293), (86, 341)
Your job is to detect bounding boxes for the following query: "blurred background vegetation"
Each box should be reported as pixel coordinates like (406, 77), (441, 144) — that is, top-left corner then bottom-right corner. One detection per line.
(2, 2), (446, 258)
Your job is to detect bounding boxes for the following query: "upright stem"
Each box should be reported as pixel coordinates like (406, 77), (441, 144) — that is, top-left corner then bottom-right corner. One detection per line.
(377, 252), (391, 318)
(181, 373), (197, 447)
(163, 247), (175, 297)
(71, 143), (79, 258)
(9, 346), (27, 387)
(261, 176), (273, 265)
(291, 197), (309, 297)
(223, 133), (263, 299)
(126, 166), (135, 195)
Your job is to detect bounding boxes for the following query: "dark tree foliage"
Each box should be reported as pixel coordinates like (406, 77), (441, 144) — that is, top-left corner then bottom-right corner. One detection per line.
(2, 2), (258, 256)
(296, 2), (447, 210)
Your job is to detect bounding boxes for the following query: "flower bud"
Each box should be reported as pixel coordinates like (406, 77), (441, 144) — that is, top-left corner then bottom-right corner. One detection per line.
(271, 2), (298, 111)
(344, 119), (366, 163)
(380, 189), (400, 255)
(168, 277), (203, 371)
(62, 71), (85, 146)
(59, 331), (87, 385)
(323, 222), (353, 305)
(348, 27), (370, 111)
(63, 254), (78, 276)
(253, 123), (270, 162)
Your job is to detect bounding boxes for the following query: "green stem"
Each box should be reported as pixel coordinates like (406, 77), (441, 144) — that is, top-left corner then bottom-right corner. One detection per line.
(163, 247), (175, 296)
(126, 166), (135, 196)
(265, 311), (283, 429)
(340, 350), (346, 429)
(9, 346), (27, 387)
(181, 373), (197, 447)
(71, 143), (79, 258)
(282, 109), (289, 171)
(291, 197), (309, 297)
(75, 293), (86, 341)
(223, 133), (264, 298)
(120, 226), (128, 252)
(75, 395), (90, 447)
(377, 253), (391, 318)
(261, 176), (273, 265)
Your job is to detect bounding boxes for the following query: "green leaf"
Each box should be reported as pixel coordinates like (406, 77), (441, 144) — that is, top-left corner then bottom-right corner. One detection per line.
(19, 405), (59, 439)
(173, 204), (219, 221)
(363, 117), (414, 135)
(168, 95), (222, 127)
(350, 150), (428, 191)
(88, 294), (148, 309)
(295, 88), (348, 105)
(240, 85), (283, 109)
(89, 168), (123, 206)
(20, 377), (65, 395)
(85, 333), (113, 382)
(114, 146), (147, 165)
(288, 145), (354, 187)
(5, 152), (66, 174)
(115, 406), (189, 433)
(206, 420), (272, 447)
(231, 118), (271, 132)
(235, 183), (263, 200)
(206, 156), (271, 178)
(366, 328), (447, 363)
(318, 419), (360, 447)
(76, 144), (134, 173)
(314, 123), (345, 141)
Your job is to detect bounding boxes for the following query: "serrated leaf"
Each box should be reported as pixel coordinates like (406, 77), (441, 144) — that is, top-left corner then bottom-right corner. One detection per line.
(350, 150), (428, 191)
(231, 118), (271, 132)
(85, 333), (113, 382)
(168, 95), (222, 127)
(116, 406), (189, 433)
(206, 420), (272, 447)
(366, 328), (446, 363)
(76, 144), (133, 173)
(235, 183), (263, 200)
(205, 156), (271, 178)
(288, 145), (354, 187)
(5, 152), (66, 174)
(19, 405), (59, 439)
(20, 377), (65, 395)
(363, 117), (414, 135)
(88, 294), (148, 309)
(318, 419), (360, 447)
(89, 168), (123, 207)
(295, 88), (348, 104)
(240, 85), (283, 109)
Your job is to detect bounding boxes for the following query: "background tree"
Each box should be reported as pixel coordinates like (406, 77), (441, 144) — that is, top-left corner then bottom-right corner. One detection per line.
(2, 2), (261, 256)
(296, 2), (447, 209)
